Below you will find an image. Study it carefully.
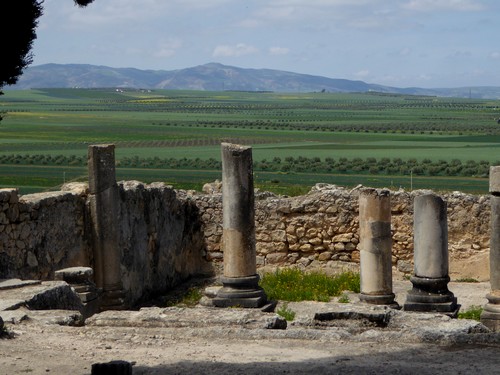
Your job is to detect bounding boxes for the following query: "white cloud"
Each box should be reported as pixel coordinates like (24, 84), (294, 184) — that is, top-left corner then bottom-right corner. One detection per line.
(212, 43), (259, 57)
(269, 47), (290, 56)
(153, 38), (183, 58)
(354, 70), (370, 78)
(490, 52), (500, 59)
(402, 0), (486, 12)
(446, 50), (473, 59)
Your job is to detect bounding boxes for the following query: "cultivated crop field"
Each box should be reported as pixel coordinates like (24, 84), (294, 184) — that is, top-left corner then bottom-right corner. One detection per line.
(1, 88), (499, 195)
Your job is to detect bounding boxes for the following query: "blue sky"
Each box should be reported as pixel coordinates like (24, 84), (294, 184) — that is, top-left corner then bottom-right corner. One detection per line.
(31, 0), (500, 88)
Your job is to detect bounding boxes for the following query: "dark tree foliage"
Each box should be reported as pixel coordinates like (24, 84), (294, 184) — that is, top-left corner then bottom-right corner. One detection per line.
(0, 1), (43, 90)
(74, 0), (95, 6)
(0, 0), (95, 95)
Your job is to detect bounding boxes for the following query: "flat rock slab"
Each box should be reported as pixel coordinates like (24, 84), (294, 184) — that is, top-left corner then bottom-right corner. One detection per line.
(0, 279), (41, 291)
(87, 306), (283, 330)
(86, 301), (499, 345)
(1, 307), (84, 326)
(0, 280), (83, 312)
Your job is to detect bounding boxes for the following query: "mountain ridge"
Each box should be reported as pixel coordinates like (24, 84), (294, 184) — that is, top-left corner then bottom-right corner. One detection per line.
(8, 62), (500, 99)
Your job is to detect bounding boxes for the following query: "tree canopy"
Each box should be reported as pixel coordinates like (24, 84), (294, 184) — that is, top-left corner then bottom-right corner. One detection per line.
(0, 0), (95, 95)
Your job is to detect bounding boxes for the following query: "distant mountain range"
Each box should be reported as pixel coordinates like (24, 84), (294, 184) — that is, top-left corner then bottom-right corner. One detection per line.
(8, 62), (500, 99)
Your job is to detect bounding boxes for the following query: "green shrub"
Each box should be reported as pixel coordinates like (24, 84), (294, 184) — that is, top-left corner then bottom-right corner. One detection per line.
(259, 268), (360, 302)
(458, 305), (483, 321)
(277, 303), (296, 321)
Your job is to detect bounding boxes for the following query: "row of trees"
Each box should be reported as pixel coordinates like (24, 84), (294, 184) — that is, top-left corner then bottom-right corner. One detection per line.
(170, 120), (500, 135)
(0, 154), (493, 178)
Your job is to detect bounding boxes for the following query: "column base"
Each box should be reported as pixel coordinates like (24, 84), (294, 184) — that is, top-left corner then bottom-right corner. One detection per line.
(213, 275), (267, 308)
(403, 275), (459, 317)
(359, 292), (400, 309)
(100, 287), (126, 311)
(480, 293), (500, 332)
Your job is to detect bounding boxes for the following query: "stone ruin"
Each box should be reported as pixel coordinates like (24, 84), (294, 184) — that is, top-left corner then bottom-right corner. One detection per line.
(0, 143), (499, 332)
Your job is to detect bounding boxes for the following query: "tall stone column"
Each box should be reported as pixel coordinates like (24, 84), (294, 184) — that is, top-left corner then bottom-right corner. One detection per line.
(481, 166), (500, 331)
(358, 188), (398, 307)
(213, 143), (267, 308)
(88, 144), (125, 310)
(404, 193), (458, 315)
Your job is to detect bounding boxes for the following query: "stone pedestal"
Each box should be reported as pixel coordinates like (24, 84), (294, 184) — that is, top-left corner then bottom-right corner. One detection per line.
(213, 143), (267, 308)
(88, 144), (125, 310)
(55, 267), (100, 318)
(358, 188), (398, 307)
(481, 166), (500, 331)
(404, 194), (459, 316)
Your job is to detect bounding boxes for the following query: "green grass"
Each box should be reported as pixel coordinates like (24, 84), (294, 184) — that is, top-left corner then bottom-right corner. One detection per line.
(1, 88), (500, 194)
(338, 293), (351, 303)
(454, 277), (480, 283)
(458, 305), (483, 321)
(175, 287), (203, 307)
(259, 268), (360, 302)
(277, 302), (296, 321)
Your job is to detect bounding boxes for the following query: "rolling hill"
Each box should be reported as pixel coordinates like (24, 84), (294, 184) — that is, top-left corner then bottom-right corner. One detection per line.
(7, 62), (500, 98)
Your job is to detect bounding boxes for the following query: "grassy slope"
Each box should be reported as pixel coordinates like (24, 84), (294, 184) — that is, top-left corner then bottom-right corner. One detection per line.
(0, 88), (498, 194)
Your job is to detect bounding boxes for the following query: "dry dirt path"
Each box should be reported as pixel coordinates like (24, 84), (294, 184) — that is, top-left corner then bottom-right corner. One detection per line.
(0, 279), (498, 375)
(1, 321), (499, 375)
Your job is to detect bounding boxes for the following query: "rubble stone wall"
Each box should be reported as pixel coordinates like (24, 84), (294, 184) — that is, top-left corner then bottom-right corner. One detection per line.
(0, 182), (492, 300)
(0, 188), (90, 281)
(0, 183), (211, 306)
(194, 184), (491, 279)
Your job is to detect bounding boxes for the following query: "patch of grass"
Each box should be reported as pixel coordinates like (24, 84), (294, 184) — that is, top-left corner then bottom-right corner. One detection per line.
(277, 303), (296, 321)
(259, 268), (360, 302)
(455, 277), (479, 283)
(172, 287), (203, 307)
(458, 305), (483, 321)
(338, 293), (350, 303)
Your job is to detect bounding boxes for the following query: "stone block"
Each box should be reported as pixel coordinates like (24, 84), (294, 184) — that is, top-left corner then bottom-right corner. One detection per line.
(490, 166), (500, 194)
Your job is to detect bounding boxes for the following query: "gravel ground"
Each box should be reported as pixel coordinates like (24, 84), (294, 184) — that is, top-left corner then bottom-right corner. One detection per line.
(1, 280), (499, 375)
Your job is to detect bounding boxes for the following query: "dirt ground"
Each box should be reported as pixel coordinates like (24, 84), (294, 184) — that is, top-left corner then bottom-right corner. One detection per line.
(1, 279), (499, 375)
(1, 323), (499, 375)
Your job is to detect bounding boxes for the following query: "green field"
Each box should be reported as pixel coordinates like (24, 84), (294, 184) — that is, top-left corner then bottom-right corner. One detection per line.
(1, 88), (499, 195)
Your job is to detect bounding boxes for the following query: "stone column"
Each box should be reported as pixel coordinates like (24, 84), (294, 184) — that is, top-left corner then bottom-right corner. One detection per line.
(481, 166), (500, 331)
(213, 143), (267, 308)
(358, 188), (398, 307)
(404, 193), (458, 315)
(88, 144), (125, 310)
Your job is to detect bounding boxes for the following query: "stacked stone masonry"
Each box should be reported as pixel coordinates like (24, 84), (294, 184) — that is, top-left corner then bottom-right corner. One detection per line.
(0, 182), (492, 307)
(196, 183), (490, 278)
(0, 182), (209, 307)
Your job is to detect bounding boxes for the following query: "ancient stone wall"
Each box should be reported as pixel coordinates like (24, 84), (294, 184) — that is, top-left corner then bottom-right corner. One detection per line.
(118, 181), (210, 305)
(194, 183), (491, 281)
(0, 181), (492, 302)
(0, 188), (90, 280)
(0, 183), (211, 307)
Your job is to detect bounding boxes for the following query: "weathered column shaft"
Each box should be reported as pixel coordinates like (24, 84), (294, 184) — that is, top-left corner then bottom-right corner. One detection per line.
(490, 195), (500, 290)
(481, 166), (500, 331)
(88, 144), (124, 310)
(221, 142), (256, 278)
(213, 143), (267, 308)
(359, 188), (397, 306)
(404, 193), (458, 315)
(413, 194), (449, 278)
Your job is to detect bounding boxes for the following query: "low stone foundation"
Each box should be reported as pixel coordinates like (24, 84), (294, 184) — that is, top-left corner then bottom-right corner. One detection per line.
(194, 183), (490, 280)
(0, 182), (492, 308)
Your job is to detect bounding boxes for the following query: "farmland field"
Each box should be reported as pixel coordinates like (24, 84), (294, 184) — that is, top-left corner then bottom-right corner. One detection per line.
(1, 88), (499, 195)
